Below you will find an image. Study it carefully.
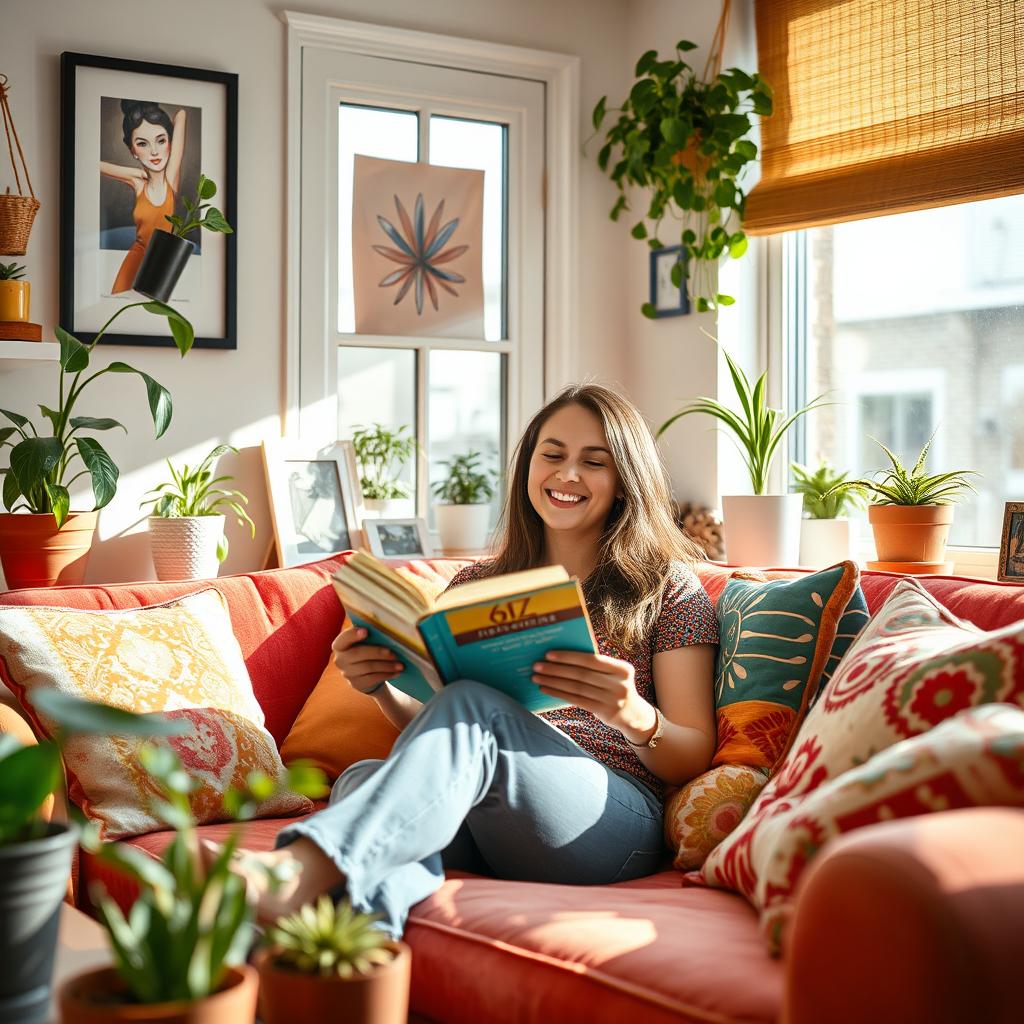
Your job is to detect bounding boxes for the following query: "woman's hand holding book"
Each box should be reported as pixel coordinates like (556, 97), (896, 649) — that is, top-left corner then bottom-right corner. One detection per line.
(332, 627), (406, 695)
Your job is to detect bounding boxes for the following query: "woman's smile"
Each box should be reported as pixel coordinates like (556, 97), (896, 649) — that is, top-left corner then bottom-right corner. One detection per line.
(545, 487), (589, 510)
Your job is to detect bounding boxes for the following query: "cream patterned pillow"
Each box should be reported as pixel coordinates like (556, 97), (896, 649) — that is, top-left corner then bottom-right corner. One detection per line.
(0, 590), (312, 839)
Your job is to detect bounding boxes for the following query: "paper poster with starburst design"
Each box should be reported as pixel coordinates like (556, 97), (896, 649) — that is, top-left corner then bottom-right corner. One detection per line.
(352, 155), (484, 338)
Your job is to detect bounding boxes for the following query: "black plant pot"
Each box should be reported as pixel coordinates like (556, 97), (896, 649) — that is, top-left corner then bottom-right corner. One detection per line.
(0, 823), (78, 1024)
(132, 230), (194, 302)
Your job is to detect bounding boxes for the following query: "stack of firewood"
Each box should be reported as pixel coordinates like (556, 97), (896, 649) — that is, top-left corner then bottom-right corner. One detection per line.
(675, 502), (725, 561)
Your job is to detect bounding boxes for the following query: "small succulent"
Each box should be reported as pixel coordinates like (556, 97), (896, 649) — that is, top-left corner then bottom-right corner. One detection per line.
(0, 262), (27, 280)
(791, 459), (865, 519)
(268, 895), (395, 978)
(825, 434), (979, 507)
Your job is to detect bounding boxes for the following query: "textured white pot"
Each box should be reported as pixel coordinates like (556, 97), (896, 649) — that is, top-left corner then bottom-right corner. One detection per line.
(435, 503), (491, 554)
(148, 515), (225, 581)
(722, 494), (803, 567)
(799, 517), (855, 568)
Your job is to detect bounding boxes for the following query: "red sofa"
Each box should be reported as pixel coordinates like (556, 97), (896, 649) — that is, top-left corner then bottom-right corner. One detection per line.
(3, 555), (1024, 1024)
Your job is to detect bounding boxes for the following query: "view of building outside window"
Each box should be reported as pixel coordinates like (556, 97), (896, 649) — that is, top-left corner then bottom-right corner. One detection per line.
(794, 194), (1024, 548)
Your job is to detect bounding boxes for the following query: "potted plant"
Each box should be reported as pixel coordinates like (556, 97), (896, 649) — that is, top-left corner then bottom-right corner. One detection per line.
(140, 444), (255, 581)
(0, 691), (185, 1024)
(592, 40), (772, 312)
(132, 173), (233, 302)
(59, 744), (326, 1024)
(256, 895), (411, 1024)
(791, 459), (866, 567)
(826, 435), (978, 573)
(0, 301), (194, 589)
(658, 343), (826, 566)
(431, 450), (497, 554)
(0, 261), (30, 322)
(351, 424), (417, 518)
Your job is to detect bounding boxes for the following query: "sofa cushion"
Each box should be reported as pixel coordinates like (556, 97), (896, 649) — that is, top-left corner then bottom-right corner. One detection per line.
(280, 655), (400, 781)
(405, 871), (782, 1024)
(0, 589), (312, 839)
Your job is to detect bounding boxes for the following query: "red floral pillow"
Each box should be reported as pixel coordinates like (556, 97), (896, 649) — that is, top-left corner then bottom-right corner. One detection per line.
(699, 579), (1024, 949)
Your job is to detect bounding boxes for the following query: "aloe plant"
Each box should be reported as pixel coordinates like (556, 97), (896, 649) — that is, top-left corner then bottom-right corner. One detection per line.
(267, 895), (394, 979)
(658, 343), (827, 495)
(82, 748), (327, 1004)
(791, 459), (865, 519)
(140, 444), (255, 562)
(825, 435), (978, 506)
(0, 262), (26, 280)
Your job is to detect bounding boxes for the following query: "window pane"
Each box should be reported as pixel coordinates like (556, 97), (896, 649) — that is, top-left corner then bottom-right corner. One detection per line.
(797, 194), (1024, 547)
(338, 105), (419, 333)
(337, 346), (417, 516)
(429, 116), (507, 341)
(428, 350), (504, 529)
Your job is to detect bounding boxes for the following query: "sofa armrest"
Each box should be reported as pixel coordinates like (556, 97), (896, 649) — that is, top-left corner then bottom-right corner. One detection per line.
(783, 807), (1024, 1024)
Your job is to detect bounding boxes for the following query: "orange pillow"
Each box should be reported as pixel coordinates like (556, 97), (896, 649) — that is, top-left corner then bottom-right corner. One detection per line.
(280, 656), (400, 781)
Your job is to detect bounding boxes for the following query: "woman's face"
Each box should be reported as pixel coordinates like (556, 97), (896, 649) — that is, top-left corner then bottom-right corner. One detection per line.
(527, 403), (622, 539)
(130, 120), (169, 172)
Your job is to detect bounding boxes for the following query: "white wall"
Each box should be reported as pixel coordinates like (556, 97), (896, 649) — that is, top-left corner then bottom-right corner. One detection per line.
(0, 0), (634, 583)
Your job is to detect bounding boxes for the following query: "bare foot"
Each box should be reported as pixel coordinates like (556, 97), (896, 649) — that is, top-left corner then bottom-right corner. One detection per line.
(198, 837), (346, 924)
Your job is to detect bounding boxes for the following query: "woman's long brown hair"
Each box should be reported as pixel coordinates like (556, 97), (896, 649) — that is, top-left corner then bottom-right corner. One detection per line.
(485, 383), (704, 652)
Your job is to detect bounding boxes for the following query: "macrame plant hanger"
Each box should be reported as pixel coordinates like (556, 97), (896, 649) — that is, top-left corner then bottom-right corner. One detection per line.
(702, 0), (732, 84)
(0, 73), (40, 256)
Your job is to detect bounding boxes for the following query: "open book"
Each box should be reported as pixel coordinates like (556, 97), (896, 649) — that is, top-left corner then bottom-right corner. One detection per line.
(331, 552), (597, 712)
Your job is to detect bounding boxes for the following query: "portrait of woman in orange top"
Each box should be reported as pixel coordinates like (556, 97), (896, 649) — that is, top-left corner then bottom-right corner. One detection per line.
(100, 100), (186, 294)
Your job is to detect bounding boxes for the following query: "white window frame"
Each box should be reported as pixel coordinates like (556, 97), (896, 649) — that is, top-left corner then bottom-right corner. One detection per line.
(768, 231), (1000, 578)
(282, 10), (580, 455)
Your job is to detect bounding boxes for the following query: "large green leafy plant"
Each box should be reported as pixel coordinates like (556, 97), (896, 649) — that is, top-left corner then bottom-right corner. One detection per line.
(140, 443), (255, 562)
(431, 450), (497, 505)
(0, 302), (194, 527)
(658, 343), (826, 495)
(592, 41), (772, 313)
(352, 423), (417, 501)
(825, 436), (978, 506)
(82, 746), (327, 1004)
(791, 459), (865, 519)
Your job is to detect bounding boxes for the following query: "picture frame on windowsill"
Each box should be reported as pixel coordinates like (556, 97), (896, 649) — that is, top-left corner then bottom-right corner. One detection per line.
(363, 518), (434, 559)
(997, 502), (1024, 584)
(261, 439), (364, 567)
(649, 245), (690, 318)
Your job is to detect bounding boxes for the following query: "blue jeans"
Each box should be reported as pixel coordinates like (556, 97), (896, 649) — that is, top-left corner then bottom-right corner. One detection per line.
(276, 679), (665, 938)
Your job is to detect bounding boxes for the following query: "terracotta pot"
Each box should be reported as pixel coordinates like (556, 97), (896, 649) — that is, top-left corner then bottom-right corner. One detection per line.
(0, 279), (30, 321)
(255, 942), (411, 1024)
(868, 504), (953, 563)
(58, 965), (257, 1024)
(0, 511), (98, 590)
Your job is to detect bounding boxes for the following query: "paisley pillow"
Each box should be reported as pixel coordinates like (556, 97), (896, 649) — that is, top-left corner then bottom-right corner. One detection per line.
(0, 589), (312, 839)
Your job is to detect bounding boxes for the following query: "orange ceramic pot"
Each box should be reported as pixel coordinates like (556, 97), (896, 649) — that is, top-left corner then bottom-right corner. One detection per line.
(0, 511), (98, 589)
(58, 965), (258, 1024)
(255, 942), (411, 1024)
(0, 279), (30, 321)
(868, 504), (953, 563)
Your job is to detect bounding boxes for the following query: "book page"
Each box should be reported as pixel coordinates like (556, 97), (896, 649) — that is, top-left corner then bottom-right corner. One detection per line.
(432, 565), (570, 611)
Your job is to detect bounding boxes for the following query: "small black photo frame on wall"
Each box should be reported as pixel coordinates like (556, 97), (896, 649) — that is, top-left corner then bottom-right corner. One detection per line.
(60, 52), (237, 349)
(997, 501), (1024, 584)
(649, 245), (689, 318)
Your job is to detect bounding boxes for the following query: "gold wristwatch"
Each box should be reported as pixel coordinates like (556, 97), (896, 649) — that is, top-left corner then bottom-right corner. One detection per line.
(626, 707), (665, 749)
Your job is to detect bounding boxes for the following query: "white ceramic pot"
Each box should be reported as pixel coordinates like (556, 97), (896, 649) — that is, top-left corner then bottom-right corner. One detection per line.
(722, 493), (803, 567)
(435, 503), (491, 554)
(362, 498), (407, 520)
(148, 515), (225, 581)
(799, 517), (855, 568)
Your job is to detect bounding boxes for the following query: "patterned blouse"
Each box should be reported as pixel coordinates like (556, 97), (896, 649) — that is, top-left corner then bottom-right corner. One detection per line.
(443, 560), (719, 801)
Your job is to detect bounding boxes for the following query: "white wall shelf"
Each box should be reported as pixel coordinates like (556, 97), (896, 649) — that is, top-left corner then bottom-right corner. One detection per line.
(0, 340), (59, 361)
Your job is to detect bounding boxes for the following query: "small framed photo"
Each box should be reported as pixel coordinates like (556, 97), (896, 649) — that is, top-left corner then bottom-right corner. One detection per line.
(261, 440), (364, 567)
(649, 245), (689, 317)
(997, 501), (1024, 583)
(363, 518), (434, 559)
(60, 52), (237, 348)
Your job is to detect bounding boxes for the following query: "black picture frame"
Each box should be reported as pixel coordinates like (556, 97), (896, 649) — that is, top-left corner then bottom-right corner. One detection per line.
(649, 245), (690, 318)
(997, 501), (1024, 584)
(59, 52), (237, 349)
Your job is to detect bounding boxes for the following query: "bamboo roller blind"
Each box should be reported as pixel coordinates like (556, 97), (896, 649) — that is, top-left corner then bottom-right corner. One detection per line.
(743, 0), (1024, 235)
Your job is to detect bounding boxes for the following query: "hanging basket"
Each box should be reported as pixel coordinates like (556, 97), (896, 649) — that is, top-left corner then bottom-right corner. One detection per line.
(0, 74), (40, 256)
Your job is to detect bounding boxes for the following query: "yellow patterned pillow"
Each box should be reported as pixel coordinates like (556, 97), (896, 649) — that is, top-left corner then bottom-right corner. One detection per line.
(0, 590), (313, 839)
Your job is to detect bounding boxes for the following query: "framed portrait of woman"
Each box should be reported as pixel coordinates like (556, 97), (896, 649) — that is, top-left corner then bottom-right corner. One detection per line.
(59, 52), (237, 348)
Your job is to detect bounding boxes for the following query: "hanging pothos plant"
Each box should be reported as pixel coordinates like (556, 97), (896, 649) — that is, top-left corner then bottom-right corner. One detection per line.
(592, 40), (772, 314)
